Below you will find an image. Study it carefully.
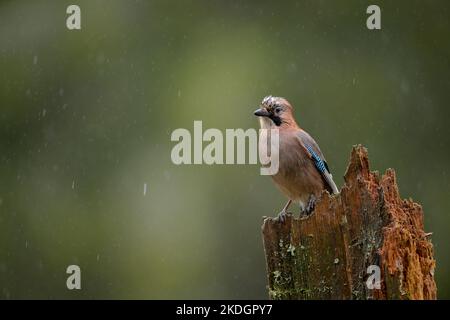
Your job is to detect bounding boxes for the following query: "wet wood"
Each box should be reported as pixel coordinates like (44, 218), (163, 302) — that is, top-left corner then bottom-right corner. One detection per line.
(262, 145), (436, 300)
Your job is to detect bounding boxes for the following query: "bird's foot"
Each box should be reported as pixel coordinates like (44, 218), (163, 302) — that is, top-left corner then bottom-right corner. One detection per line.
(302, 195), (317, 216)
(276, 210), (292, 223)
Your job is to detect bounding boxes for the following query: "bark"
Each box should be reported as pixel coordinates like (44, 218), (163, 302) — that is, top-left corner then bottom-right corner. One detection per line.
(261, 145), (436, 300)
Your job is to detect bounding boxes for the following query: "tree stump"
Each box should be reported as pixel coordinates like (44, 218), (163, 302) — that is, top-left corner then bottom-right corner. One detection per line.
(261, 145), (436, 300)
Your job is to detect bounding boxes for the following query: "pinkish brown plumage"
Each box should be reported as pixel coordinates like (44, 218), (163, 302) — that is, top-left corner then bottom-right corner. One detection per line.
(254, 96), (339, 222)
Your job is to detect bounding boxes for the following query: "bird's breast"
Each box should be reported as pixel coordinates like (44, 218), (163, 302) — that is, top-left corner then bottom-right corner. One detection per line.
(270, 131), (324, 201)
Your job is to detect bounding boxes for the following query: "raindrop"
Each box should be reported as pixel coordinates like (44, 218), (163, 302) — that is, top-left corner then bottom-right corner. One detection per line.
(143, 183), (147, 196)
(33, 55), (38, 65)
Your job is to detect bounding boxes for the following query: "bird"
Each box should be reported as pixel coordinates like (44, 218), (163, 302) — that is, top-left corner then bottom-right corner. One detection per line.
(254, 95), (339, 222)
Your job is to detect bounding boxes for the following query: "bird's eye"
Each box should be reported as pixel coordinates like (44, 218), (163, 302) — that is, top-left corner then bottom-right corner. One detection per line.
(275, 107), (282, 113)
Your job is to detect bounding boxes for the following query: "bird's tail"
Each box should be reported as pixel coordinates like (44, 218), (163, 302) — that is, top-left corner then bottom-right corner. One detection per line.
(324, 171), (339, 195)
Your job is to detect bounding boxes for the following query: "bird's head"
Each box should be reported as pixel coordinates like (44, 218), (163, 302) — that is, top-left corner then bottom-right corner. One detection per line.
(254, 96), (297, 128)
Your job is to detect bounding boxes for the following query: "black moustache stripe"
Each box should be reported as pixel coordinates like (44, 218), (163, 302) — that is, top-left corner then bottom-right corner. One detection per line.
(269, 114), (282, 126)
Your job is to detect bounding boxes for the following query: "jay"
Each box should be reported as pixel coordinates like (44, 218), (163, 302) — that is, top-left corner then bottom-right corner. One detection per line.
(254, 96), (339, 222)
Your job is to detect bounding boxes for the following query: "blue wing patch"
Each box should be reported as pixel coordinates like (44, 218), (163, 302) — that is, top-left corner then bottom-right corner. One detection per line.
(305, 145), (327, 174)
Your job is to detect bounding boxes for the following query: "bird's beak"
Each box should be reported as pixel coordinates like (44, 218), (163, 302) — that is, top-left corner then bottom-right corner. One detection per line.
(254, 108), (270, 117)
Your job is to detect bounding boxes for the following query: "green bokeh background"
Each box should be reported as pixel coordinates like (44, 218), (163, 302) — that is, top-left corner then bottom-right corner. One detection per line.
(1, 0), (449, 299)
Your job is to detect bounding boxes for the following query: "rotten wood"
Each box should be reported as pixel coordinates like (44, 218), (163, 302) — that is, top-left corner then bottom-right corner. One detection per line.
(262, 145), (436, 300)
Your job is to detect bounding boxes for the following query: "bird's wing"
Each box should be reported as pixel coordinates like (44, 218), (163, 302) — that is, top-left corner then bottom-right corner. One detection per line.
(296, 130), (339, 195)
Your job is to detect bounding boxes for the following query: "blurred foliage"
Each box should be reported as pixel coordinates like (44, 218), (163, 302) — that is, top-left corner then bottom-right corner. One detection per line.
(0, 0), (449, 299)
